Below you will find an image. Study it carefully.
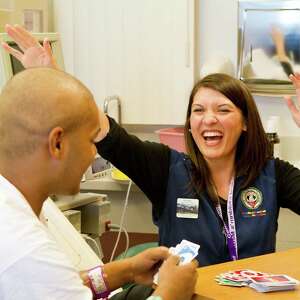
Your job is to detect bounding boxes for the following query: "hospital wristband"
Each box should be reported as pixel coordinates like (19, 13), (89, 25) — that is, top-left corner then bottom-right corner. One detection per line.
(87, 265), (110, 299)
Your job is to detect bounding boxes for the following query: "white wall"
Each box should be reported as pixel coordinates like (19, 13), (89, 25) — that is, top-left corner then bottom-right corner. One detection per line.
(52, 0), (300, 158)
(52, 0), (74, 74)
(198, 0), (300, 145)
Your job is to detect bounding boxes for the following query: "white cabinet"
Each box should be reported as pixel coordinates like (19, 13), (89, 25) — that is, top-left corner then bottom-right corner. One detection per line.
(54, 0), (195, 125)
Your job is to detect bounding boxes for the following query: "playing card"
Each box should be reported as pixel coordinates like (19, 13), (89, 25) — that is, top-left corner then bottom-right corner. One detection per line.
(219, 271), (248, 282)
(168, 247), (176, 255)
(236, 269), (269, 278)
(180, 239), (201, 253)
(220, 269), (269, 283)
(216, 269), (299, 293)
(215, 276), (245, 287)
(249, 284), (296, 293)
(153, 240), (200, 285)
(175, 244), (198, 265)
(249, 274), (299, 286)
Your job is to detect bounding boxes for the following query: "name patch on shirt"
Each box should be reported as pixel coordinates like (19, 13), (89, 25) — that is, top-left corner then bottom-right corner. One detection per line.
(176, 198), (199, 219)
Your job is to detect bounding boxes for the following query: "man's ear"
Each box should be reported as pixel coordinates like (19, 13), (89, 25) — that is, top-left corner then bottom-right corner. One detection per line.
(48, 127), (64, 159)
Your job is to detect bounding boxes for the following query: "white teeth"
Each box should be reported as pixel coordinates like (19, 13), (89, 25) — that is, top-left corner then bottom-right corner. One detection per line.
(203, 131), (222, 137)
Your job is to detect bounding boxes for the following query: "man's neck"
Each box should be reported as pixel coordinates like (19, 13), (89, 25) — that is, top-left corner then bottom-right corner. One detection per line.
(0, 160), (48, 216)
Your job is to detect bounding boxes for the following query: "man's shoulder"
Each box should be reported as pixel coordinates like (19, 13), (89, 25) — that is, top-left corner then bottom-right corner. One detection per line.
(0, 196), (56, 274)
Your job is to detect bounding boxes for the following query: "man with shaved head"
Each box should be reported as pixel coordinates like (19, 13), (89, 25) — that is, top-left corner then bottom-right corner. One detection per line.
(0, 68), (101, 206)
(0, 67), (197, 300)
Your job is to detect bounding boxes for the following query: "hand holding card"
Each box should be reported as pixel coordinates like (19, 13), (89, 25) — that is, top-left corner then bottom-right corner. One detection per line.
(153, 240), (200, 285)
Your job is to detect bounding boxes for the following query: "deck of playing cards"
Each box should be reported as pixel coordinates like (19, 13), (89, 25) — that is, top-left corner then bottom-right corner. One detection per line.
(216, 269), (299, 293)
(153, 240), (200, 284)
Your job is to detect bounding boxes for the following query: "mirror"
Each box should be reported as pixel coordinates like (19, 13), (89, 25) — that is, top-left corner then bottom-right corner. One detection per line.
(238, 0), (300, 95)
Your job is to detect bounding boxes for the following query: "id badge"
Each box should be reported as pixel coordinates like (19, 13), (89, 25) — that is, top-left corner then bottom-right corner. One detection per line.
(176, 198), (199, 219)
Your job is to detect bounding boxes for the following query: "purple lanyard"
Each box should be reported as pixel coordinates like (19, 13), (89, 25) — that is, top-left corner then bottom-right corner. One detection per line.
(215, 178), (238, 261)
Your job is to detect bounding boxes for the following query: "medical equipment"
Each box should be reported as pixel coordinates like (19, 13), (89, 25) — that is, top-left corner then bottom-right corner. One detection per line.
(84, 154), (112, 180)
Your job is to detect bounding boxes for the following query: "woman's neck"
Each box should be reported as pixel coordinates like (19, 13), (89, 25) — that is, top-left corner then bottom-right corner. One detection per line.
(207, 158), (235, 200)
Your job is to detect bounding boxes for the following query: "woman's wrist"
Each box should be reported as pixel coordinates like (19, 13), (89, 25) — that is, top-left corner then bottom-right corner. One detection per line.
(98, 110), (110, 140)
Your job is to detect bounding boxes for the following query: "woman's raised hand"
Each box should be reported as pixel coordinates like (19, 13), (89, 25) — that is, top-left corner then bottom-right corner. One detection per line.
(285, 73), (300, 127)
(2, 24), (57, 69)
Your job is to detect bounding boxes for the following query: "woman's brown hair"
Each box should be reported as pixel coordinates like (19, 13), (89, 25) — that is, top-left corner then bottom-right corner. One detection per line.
(184, 73), (271, 204)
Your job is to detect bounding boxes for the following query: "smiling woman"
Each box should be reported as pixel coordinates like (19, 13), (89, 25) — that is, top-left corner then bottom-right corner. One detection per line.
(98, 72), (300, 268)
(189, 87), (246, 163)
(184, 73), (270, 205)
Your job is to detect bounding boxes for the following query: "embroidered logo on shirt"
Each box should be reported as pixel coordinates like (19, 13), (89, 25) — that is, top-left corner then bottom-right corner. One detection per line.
(241, 187), (263, 210)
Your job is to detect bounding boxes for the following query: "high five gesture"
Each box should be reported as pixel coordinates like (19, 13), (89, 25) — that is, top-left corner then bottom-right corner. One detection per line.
(2, 24), (57, 69)
(285, 73), (300, 127)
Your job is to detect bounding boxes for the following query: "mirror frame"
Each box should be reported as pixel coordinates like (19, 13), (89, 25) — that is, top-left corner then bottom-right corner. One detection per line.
(238, 0), (300, 95)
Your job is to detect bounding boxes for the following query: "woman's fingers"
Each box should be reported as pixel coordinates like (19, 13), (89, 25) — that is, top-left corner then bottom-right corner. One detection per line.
(1, 42), (23, 61)
(14, 24), (40, 47)
(5, 24), (40, 52)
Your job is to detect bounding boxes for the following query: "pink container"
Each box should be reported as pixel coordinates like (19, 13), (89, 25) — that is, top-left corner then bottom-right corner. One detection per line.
(155, 127), (186, 153)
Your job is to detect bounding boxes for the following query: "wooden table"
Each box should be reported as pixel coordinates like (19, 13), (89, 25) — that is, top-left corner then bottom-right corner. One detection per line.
(193, 248), (300, 300)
